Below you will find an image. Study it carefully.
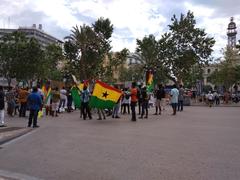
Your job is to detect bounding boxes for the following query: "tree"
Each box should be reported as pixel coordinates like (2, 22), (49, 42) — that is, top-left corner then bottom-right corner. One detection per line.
(42, 44), (64, 80)
(209, 47), (240, 89)
(0, 32), (44, 85)
(159, 11), (215, 84)
(64, 17), (114, 80)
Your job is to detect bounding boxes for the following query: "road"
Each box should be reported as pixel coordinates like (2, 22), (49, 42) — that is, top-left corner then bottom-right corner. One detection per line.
(0, 106), (240, 180)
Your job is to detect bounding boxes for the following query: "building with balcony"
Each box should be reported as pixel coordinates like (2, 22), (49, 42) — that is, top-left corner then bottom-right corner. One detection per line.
(0, 24), (63, 47)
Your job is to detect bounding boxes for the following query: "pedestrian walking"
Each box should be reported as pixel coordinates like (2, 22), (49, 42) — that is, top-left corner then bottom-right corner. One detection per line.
(178, 84), (184, 111)
(170, 84), (179, 115)
(27, 87), (42, 128)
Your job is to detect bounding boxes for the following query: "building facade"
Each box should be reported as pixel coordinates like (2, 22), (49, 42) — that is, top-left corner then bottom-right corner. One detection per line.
(0, 24), (63, 47)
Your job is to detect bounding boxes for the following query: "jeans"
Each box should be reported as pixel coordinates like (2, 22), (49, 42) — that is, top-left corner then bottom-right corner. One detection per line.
(28, 109), (39, 127)
(59, 99), (66, 109)
(112, 103), (120, 117)
(141, 101), (148, 117)
(82, 102), (92, 120)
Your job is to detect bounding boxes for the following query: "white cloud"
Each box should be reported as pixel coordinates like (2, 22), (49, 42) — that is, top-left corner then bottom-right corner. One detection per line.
(0, 0), (240, 56)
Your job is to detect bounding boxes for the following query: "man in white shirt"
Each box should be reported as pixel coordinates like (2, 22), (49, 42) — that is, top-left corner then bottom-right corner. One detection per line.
(170, 84), (179, 115)
(59, 87), (67, 112)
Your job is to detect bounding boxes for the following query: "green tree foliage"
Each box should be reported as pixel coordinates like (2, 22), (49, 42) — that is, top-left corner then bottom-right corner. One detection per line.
(0, 31), (64, 85)
(209, 47), (240, 89)
(0, 32), (44, 84)
(42, 44), (63, 80)
(64, 17), (113, 80)
(159, 11), (215, 83)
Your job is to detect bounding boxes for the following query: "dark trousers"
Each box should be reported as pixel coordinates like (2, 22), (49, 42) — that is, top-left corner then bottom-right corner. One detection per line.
(141, 101), (148, 118)
(19, 102), (27, 117)
(122, 104), (130, 114)
(178, 100), (183, 111)
(82, 102), (92, 120)
(138, 101), (142, 115)
(131, 102), (137, 121)
(28, 109), (39, 127)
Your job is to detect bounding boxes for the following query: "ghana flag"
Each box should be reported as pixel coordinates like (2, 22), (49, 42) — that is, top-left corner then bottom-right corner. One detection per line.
(89, 80), (122, 109)
(71, 86), (81, 109)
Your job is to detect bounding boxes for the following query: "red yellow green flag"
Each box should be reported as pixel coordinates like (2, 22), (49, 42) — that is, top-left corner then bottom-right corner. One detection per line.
(42, 85), (51, 104)
(146, 71), (154, 92)
(89, 80), (122, 109)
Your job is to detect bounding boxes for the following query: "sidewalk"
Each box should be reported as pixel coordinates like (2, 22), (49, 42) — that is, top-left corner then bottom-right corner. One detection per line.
(0, 116), (33, 145)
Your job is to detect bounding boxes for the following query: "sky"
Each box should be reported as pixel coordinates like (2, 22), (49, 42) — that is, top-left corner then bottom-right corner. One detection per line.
(0, 0), (240, 58)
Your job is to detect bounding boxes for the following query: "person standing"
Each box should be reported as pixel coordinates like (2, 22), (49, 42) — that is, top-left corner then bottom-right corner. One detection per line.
(139, 86), (149, 119)
(154, 84), (165, 115)
(130, 82), (138, 121)
(5, 88), (15, 116)
(0, 86), (6, 127)
(81, 85), (92, 120)
(170, 84), (179, 115)
(207, 91), (214, 107)
(18, 87), (29, 117)
(121, 88), (130, 114)
(51, 87), (61, 117)
(178, 85), (184, 111)
(59, 86), (67, 112)
(27, 87), (42, 128)
(137, 83), (143, 115)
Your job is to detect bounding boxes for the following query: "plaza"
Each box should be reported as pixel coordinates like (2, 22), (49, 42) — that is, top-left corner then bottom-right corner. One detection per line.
(0, 106), (240, 180)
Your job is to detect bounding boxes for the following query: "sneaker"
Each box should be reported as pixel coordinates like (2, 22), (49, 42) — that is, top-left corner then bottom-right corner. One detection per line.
(33, 125), (40, 128)
(115, 116), (120, 118)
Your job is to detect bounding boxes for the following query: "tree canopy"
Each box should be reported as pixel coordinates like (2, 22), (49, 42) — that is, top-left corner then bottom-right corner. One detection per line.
(64, 17), (114, 80)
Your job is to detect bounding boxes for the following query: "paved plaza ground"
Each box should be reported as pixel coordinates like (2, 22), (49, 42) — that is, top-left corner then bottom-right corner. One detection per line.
(0, 106), (240, 180)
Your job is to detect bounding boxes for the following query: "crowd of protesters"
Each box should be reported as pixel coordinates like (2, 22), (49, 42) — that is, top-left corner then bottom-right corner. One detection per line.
(0, 81), (239, 127)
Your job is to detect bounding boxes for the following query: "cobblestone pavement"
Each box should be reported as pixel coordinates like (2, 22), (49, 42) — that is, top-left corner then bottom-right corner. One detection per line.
(0, 106), (240, 180)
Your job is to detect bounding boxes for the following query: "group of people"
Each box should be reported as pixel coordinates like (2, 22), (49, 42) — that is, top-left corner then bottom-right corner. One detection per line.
(0, 81), (187, 127)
